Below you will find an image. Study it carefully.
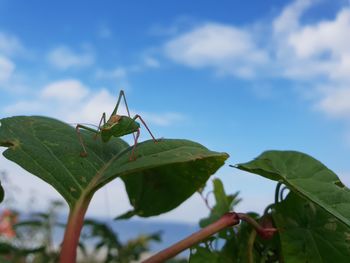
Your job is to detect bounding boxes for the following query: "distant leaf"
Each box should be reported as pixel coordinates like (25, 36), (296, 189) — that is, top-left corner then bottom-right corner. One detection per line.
(0, 181), (4, 203)
(273, 192), (350, 263)
(0, 116), (227, 217)
(200, 178), (240, 228)
(189, 247), (221, 263)
(115, 210), (135, 220)
(235, 151), (350, 227)
(78, 242), (87, 256)
(0, 242), (45, 255)
(14, 220), (43, 229)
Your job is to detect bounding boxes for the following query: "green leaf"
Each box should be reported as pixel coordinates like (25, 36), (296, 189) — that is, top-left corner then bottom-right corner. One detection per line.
(235, 151), (350, 227)
(0, 116), (128, 208)
(14, 220), (43, 229)
(0, 242), (45, 255)
(116, 140), (229, 217)
(200, 178), (241, 228)
(273, 192), (350, 263)
(0, 116), (228, 216)
(189, 247), (222, 263)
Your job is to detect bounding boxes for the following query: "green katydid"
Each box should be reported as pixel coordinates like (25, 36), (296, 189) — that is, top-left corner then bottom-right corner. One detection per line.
(76, 90), (158, 160)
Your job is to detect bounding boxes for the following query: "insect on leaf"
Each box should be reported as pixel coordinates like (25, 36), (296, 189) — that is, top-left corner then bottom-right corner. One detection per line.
(0, 116), (228, 217)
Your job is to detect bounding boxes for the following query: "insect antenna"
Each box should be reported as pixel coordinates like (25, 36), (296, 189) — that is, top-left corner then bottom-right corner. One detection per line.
(68, 123), (99, 129)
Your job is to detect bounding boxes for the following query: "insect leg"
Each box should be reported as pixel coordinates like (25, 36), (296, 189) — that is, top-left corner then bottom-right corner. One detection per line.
(133, 114), (158, 142)
(76, 124), (99, 157)
(93, 112), (106, 140)
(111, 90), (136, 140)
(130, 128), (140, 161)
(111, 90), (131, 117)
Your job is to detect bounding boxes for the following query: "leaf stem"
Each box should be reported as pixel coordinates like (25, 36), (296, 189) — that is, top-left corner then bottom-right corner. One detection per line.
(143, 212), (278, 263)
(247, 229), (257, 263)
(237, 213), (277, 239)
(142, 212), (240, 263)
(59, 193), (92, 263)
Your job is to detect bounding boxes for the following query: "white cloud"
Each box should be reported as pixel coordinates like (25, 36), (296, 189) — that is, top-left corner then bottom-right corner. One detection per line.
(0, 32), (24, 56)
(140, 112), (185, 126)
(95, 67), (130, 90)
(0, 55), (15, 82)
(4, 100), (44, 115)
(66, 88), (117, 123)
(143, 56), (160, 68)
(274, 3), (350, 121)
(286, 9), (350, 81)
(4, 79), (185, 128)
(47, 46), (94, 70)
(96, 67), (127, 80)
(273, 0), (315, 35)
(316, 87), (350, 119)
(162, 0), (350, 125)
(164, 23), (268, 78)
(97, 25), (112, 38)
(41, 79), (89, 103)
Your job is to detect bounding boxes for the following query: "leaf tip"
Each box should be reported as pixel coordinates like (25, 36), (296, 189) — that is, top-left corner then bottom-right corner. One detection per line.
(114, 210), (135, 220)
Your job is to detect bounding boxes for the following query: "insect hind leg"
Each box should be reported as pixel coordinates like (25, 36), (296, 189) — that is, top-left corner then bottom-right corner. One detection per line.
(130, 129), (140, 161)
(133, 114), (159, 143)
(94, 112), (106, 140)
(76, 124), (99, 157)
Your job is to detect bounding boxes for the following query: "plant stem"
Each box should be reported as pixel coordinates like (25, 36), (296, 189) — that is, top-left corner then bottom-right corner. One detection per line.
(237, 213), (277, 239)
(142, 212), (240, 263)
(247, 229), (257, 263)
(59, 194), (92, 263)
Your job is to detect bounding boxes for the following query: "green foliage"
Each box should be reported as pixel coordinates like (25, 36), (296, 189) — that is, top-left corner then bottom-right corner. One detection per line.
(0, 242), (46, 262)
(80, 218), (160, 263)
(0, 201), (162, 263)
(236, 150), (350, 228)
(190, 179), (280, 263)
(0, 202), (63, 262)
(199, 178), (241, 228)
(2, 114), (350, 262)
(0, 116), (228, 217)
(189, 246), (228, 262)
(273, 192), (350, 263)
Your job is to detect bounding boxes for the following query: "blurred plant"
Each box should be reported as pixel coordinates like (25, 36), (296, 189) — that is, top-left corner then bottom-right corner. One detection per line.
(0, 199), (163, 263)
(0, 170), (22, 207)
(190, 178), (280, 263)
(0, 209), (18, 238)
(80, 218), (161, 263)
(0, 199), (65, 262)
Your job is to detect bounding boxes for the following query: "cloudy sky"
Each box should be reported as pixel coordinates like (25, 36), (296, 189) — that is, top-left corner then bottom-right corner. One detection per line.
(1, 0), (350, 223)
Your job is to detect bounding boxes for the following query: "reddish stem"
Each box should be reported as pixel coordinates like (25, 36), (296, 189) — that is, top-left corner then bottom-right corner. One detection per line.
(237, 213), (277, 239)
(142, 212), (278, 263)
(142, 212), (240, 263)
(59, 194), (92, 263)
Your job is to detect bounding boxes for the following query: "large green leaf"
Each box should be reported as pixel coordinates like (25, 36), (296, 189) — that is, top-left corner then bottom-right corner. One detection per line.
(0, 116), (228, 216)
(0, 116), (128, 208)
(273, 192), (350, 263)
(235, 151), (350, 227)
(115, 140), (229, 217)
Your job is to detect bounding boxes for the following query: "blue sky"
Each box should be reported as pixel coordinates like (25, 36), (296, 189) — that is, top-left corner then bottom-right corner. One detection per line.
(1, 0), (350, 223)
